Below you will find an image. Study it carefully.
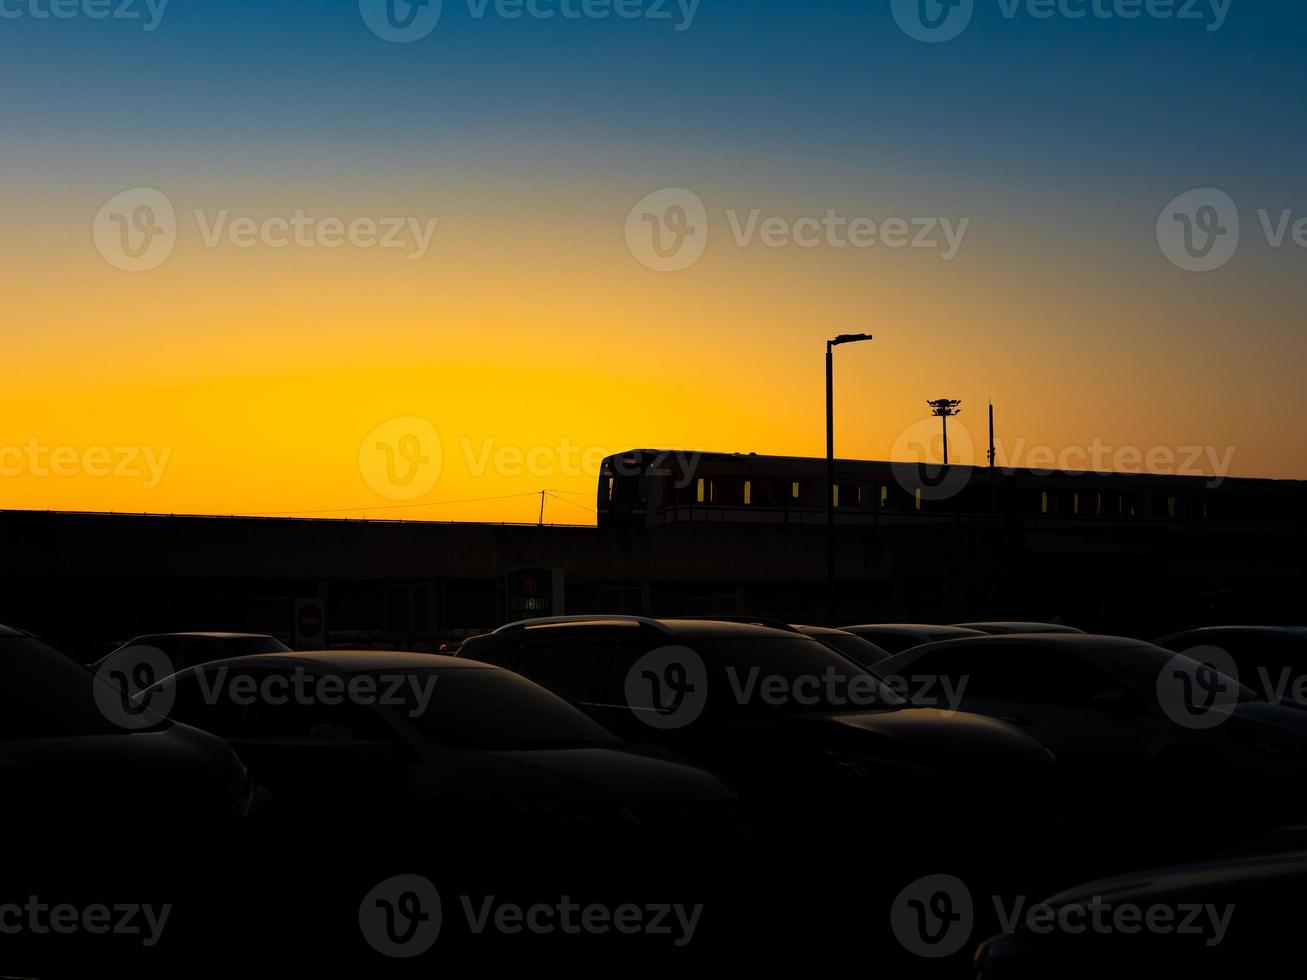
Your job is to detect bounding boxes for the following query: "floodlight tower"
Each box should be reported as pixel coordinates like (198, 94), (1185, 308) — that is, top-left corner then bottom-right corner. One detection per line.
(927, 398), (963, 464)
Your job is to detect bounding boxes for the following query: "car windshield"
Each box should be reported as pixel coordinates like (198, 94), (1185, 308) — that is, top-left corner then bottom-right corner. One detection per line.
(812, 632), (890, 668)
(699, 637), (908, 712)
(1, 636), (144, 737)
(374, 668), (621, 750)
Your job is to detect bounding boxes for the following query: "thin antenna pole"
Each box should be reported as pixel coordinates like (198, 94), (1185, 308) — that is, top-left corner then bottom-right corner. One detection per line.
(538, 490), (546, 526)
(988, 402), (995, 469)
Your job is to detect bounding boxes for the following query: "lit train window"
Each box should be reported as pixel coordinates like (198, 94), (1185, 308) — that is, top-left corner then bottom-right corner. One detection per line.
(833, 485), (839, 507)
(1073, 494), (1080, 516)
(696, 478), (705, 504)
(744, 481), (752, 505)
(915, 488), (922, 511)
(880, 485), (888, 506)
(791, 482), (800, 499)
(606, 478), (613, 501)
(1041, 492), (1048, 515)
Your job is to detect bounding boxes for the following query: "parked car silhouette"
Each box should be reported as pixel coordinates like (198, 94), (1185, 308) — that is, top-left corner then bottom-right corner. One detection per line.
(840, 624), (987, 655)
(973, 851), (1307, 977)
(0, 624), (254, 836)
(456, 616), (1052, 833)
(664, 616), (892, 667)
(954, 622), (1085, 636)
(1155, 626), (1307, 704)
(877, 634), (1307, 809)
(94, 632), (290, 673)
(792, 625), (892, 667)
(146, 650), (736, 846)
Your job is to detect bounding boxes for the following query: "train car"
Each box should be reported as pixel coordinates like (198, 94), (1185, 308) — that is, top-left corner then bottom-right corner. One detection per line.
(596, 449), (1306, 534)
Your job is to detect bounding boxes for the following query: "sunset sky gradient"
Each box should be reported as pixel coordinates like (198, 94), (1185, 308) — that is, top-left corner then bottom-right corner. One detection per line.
(3, 1), (1305, 522)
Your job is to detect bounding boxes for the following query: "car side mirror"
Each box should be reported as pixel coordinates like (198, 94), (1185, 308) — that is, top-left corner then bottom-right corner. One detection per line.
(310, 722), (354, 741)
(1092, 689), (1134, 716)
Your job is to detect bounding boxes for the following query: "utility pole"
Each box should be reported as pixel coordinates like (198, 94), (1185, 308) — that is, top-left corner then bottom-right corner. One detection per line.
(825, 333), (873, 626)
(538, 490), (546, 526)
(927, 398), (963, 464)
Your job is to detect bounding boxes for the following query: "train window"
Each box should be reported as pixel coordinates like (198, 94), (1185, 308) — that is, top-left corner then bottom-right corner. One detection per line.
(714, 477), (745, 506)
(1073, 494), (1079, 516)
(743, 481), (752, 506)
(1041, 492), (1048, 515)
(880, 485), (888, 507)
(696, 478), (705, 504)
(1096, 493), (1102, 516)
(836, 483), (862, 508)
(915, 488), (922, 511)
(791, 482), (800, 499)
(606, 478), (613, 502)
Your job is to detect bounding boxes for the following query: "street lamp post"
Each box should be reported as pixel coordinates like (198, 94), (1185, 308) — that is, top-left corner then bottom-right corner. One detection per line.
(826, 333), (873, 626)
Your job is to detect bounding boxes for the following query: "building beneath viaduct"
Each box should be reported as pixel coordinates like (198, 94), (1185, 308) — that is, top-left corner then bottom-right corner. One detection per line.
(1, 508), (1301, 661)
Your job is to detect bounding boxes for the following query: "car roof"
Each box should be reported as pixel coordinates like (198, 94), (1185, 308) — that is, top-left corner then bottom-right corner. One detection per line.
(186, 650), (490, 675)
(483, 616), (802, 643)
(1041, 852), (1307, 911)
(1159, 625), (1307, 641)
(953, 621), (1085, 634)
(844, 624), (986, 636)
(131, 632), (278, 640)
(888, 632), (1155, 664)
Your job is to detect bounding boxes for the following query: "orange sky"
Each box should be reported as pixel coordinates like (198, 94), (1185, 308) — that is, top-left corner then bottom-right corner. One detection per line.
(3, 175), (1304, 524)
